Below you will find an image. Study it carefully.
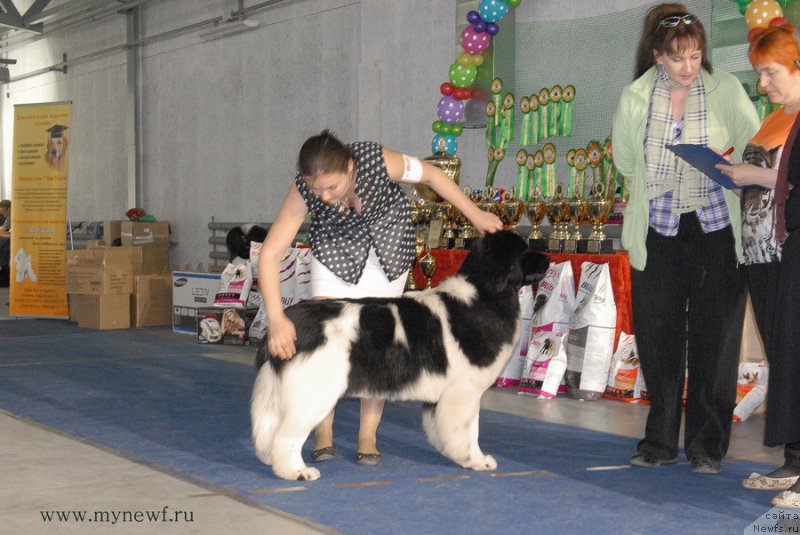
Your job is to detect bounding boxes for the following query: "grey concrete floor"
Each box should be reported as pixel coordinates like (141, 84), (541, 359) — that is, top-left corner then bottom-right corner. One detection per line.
(0, 286), (784, 533)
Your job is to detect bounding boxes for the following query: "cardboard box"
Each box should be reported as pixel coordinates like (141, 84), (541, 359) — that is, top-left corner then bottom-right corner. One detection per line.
(121, 221), (170, 246)
(172, 271), (222, 334)
(104, 220), (122, 246)
(84, 244), (170, 275)
(197, 306), (259, 345)
(66, 263), (133, 295)
(132, 274), (173, 327)
(70, 294), (131, 330)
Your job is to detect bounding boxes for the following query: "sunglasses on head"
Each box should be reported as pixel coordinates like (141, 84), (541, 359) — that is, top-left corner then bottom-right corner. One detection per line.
(660, 14), (698, 28)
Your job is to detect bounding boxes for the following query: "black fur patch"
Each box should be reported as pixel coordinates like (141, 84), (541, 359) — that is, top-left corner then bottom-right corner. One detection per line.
(256, 300), (345, 371)
(346, 298), (447, 394)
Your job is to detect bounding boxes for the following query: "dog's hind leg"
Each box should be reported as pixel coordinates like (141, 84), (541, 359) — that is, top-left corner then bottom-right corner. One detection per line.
(270, 359), (348, 481)
(421, 402), (443, 452)
(430, 387), (496, 471)
(251, 365), (280, 466)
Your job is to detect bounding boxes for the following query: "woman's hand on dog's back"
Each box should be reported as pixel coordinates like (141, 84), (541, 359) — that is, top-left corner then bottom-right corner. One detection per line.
(268, 313), (297, 360)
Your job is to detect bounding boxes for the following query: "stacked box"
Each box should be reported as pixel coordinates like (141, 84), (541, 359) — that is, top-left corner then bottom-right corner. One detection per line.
(197, 306), (259, 345)
(172, 271), (222, 334)
(120, 221), (170, 246)
(132, 274), (173, 327)
(66, 248), (133, 329)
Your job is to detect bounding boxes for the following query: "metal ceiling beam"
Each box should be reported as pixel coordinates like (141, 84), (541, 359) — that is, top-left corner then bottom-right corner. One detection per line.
(0, 0), (43, 32)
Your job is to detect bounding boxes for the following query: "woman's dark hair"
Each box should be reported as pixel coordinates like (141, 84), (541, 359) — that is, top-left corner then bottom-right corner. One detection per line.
(633, 3), (712, 80)
(297, 130), (354, 178)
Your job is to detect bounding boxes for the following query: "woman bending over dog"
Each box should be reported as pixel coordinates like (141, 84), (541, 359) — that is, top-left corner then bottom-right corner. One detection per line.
(258, 130), (501, 466)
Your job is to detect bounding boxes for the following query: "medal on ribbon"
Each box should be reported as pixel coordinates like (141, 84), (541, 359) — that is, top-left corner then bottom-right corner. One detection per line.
(561, 85), (576, 137)
(516, 149), (530, 200)
(549, 85), (562, 137)
(574, 148), (588, 198)
(538, 88), (550, 141)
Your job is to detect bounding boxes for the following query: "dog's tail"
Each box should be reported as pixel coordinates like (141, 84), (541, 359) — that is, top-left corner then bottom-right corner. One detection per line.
(251, 359), (282, 466)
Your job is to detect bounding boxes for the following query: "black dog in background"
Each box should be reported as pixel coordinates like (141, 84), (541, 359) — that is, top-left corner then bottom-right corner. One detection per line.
(225, 224), (268, 262)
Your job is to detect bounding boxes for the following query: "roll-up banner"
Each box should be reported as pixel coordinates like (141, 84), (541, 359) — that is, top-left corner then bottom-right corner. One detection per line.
(9, 101), (72, 317)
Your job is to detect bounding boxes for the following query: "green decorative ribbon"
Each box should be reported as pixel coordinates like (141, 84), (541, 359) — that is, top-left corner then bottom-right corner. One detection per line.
(538, 88), (550, 141)
(530, 96), (540, 145)
(543, 143), (557, 199)
(566, 149), (576, 198)
(519, 97), (531, 146)
(548, 86), (561, 138)
(515, 149), (529, 200)
(561, 85), (575, 137)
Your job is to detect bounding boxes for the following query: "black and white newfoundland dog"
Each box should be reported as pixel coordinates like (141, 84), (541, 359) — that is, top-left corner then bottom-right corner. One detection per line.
(251, 231), (550, 481)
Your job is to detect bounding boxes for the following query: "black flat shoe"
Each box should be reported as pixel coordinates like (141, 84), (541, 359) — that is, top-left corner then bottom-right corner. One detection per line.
(691, 457), (721, 474)
(629, 451), (678, 468)
(355, 452), (381, 466)
(310, 446), (336, 463)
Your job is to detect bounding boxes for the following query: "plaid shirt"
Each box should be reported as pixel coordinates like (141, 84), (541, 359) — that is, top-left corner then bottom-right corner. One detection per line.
(649, 119), (730, 236)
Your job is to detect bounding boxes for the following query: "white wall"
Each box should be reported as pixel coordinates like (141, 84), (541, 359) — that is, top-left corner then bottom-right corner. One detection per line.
(2, 0), (454, 267)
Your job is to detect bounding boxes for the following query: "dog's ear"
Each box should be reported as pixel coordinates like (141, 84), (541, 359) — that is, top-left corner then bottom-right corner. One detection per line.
(246, 225), (268, 244)
(225, 226), (250, 261)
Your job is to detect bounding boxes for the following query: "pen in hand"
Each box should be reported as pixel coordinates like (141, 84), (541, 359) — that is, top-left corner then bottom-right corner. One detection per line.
(721, 147), (734, 157)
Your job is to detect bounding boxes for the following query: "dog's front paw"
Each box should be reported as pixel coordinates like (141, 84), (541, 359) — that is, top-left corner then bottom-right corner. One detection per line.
(467, 454), (497, 471)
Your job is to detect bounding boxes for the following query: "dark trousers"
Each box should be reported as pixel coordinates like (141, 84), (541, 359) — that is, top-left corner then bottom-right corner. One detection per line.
(631, 213), (745, 462)
(744, 261), (781, 356)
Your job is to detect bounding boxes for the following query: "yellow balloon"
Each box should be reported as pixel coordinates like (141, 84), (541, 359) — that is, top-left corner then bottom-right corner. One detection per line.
(458, 51), (473, 67)
(471, 53), (484, 67)
(744, 0), (783, 30)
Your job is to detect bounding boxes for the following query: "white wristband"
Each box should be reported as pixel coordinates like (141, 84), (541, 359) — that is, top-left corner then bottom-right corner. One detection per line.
(401, 154), (423, 183)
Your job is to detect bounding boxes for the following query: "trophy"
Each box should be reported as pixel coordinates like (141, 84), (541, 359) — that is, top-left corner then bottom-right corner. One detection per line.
(455, 187), (481, 249)
(497, 190), (523, 233)
(416, 151), (461, 202)
(419, 245), (437, 288)
(524, 188), (548, 251)
(579, 183), (614, 254)
(417, 151), (461, 248)
(433, 201), (458, 249)
(563, 195), (586, 254)
(546, 185), (569, 252)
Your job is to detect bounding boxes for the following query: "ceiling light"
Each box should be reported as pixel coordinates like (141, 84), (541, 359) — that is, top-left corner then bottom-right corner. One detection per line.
(199, 18), (260, 42)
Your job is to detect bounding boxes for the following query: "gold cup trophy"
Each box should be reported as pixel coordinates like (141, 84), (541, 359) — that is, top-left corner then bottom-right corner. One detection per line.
(578, 183), (614, 254)
(546, 184), (570, 252)
(563, 194), (586, 254)
(524, 188), (548, 251)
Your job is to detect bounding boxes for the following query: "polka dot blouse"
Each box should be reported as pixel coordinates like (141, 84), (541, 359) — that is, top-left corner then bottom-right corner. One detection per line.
(294, 141), (416, 285)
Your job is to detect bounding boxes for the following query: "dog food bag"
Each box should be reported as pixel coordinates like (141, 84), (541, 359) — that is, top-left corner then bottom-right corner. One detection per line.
(733, 360), (769, 422)
(518, 330), (568, 398)
(604, 332), (641, 402)
(565, 262), (617, 401)
(496, 285), (535, 387)
(214, 261), (254, 308)
(530, 260), (575, 335)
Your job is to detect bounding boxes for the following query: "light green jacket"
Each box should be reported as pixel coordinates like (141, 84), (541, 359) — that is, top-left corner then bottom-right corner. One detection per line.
(611, 66), (760, 270)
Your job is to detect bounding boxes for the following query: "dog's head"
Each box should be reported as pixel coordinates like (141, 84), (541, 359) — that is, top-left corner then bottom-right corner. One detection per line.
(458, 231), (550, 294)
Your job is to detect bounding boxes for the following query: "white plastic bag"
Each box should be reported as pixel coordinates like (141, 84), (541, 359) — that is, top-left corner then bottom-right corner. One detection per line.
(565, 262), (617, 400)
(214, 261), (253, 308)
(496, 285), (535, 387)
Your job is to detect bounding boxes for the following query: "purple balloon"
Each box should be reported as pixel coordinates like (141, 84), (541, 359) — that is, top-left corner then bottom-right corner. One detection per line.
(437, 95), (465, 124)
(486, 22), (499, 36)
(473, 20), (487, 33)
(466, 10), (481, 24)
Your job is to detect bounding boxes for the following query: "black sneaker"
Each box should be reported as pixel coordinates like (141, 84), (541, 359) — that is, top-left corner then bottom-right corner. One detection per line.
(630, 451), (679, 468)
(691, 458), (721, 474)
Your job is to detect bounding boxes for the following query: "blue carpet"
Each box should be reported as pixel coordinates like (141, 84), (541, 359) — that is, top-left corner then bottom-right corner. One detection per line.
(0, 320), (782, 534)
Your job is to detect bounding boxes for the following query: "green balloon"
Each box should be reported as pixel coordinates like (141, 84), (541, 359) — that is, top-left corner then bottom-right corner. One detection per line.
(432, 120), (442, 133)
(508, 0), (521, 7)
(451, 123), (463, 137)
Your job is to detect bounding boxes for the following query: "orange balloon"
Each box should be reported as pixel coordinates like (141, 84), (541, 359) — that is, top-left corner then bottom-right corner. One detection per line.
(744, 0), (783, 30)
